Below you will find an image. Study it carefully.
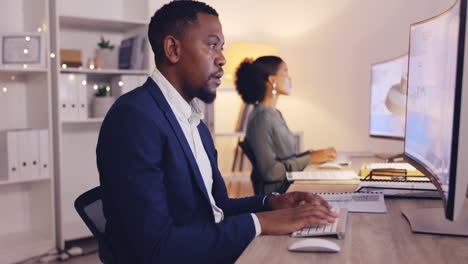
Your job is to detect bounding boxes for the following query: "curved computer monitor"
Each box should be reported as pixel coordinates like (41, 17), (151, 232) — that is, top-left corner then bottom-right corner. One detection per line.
(404, 0), (468, 226)
(369, 54), (408, 139)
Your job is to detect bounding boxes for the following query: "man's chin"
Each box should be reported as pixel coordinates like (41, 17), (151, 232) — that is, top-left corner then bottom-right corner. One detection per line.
(198, 91), (216, 104)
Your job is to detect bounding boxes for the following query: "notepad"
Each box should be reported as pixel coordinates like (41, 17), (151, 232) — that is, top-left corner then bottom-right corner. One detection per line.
(314, 192), (387, 213)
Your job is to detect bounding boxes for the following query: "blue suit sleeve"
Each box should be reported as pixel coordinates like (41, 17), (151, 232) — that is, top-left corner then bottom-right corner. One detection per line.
(98, 104), (255, 263)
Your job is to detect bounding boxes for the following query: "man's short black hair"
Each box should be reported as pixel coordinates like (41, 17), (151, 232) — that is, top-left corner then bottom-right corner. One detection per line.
(148, 0), (219, 64)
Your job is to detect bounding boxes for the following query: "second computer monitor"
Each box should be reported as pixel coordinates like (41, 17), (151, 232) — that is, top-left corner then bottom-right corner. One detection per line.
(369, 54), (408, 139)
(404, 0), (468, 221)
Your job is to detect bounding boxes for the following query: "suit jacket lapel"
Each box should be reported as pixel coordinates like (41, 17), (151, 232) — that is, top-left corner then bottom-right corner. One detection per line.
(144, 78), (210, 203)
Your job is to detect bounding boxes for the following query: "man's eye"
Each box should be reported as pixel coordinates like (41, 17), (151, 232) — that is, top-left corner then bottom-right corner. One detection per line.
(210, 43), (217, 49)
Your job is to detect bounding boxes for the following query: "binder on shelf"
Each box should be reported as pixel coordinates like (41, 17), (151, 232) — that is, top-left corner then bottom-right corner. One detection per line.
(39, 129), (50, 179)
(118, 37), (133, 69)
(76, 74), (88, 120)
(27, 129), (40, 179)
(59, 73), (88, 121)
(59, 73), (75, 121)
(118, 35), (146, 70)
(17, 130), (29, 180)
(131, 36), (146, 70)
(0, 130), (21, 181)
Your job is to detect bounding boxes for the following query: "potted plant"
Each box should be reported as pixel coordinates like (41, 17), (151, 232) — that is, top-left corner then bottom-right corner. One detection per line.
(95, 36), (118, 69)
(91, 84), (115, 118)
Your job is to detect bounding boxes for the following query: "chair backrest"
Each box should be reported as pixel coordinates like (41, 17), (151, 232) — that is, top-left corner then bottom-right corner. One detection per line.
(75, 186), (114, 263)
(239, 141), (291, 195)
(238, 140), (256, 165)
(74, 186), (106, 237)
(239, 140), (263, 194)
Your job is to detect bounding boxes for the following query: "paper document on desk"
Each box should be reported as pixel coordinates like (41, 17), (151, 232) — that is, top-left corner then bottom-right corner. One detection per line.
(314, 192), (387, 213)
(287, 170), (360, 181)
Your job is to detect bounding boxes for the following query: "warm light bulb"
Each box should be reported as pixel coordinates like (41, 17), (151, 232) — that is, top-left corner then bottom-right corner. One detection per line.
(10, 75), (16, 81)
(61, 64), (67, 69)
(25, 36), (31, 41)
(50, 53), (56, 58)
(93, 84), (98, 90)
(105, 86), (111, 92)
(89, 64), (95, 70)
(118, 81), (123, 87)
(81, 80), (87, 86)
(68, 74), (75, 81)
(37, 27), (42, 32)
(24, 49), (29, 54)
(23, 64), (28, 69)
(2, 87), (7, 93)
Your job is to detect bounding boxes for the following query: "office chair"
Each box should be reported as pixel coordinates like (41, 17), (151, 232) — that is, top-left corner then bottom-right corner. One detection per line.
(231, 103), (254, 172)
(238, 140), (262, 194)
(239, 141), (291, 195)
(74, 186), (114, 264)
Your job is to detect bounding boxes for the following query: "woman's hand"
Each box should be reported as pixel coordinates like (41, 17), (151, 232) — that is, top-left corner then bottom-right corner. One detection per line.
(310, 147), (337, 164)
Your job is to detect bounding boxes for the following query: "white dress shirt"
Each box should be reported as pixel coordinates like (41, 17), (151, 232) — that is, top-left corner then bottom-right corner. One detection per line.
(151, 69), (261, 235)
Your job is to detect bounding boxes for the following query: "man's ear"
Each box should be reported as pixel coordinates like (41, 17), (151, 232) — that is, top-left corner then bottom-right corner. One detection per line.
(163, 35), (181, 64)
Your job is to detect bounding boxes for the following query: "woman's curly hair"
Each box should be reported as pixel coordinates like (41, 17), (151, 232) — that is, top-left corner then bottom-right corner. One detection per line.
(235, 56), (283, 104)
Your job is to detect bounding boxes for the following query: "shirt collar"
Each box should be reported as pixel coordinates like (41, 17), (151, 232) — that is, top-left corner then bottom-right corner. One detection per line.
(150, 68), (204, 126)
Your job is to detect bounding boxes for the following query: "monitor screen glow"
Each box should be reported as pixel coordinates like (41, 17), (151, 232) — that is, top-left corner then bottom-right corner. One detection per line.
(369, 54), (408, 138)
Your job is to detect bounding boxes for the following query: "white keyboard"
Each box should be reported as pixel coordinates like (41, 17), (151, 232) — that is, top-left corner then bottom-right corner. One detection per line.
(292, 207), (348, 239)
(287, 170), (360, 181)
(366, 162), (417, 171)
(357, 180), (436, 190)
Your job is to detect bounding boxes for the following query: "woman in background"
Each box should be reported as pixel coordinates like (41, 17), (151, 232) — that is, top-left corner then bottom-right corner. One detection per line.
(235, 56), (336, 194)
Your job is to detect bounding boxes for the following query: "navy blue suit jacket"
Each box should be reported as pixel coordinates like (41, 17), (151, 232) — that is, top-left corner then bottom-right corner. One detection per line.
(97, 78), (267, 263)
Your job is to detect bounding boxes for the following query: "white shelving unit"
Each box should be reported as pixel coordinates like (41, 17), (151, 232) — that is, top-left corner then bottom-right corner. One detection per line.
(60, 68), (149, 76)
(49, 0), (151, 249)
(0, 0), (55, 263)
(0, 68), (49, 73)
(61, 117), (104, 125)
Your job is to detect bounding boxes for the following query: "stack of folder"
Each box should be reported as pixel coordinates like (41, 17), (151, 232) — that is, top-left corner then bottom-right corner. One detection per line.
(359, 162), (428, 181)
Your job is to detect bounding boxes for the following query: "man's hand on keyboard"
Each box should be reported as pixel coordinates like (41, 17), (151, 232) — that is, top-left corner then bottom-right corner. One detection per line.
(256, 203), (339, 235)
(268, 191), (331, 210)
(310, 147), (337, 164)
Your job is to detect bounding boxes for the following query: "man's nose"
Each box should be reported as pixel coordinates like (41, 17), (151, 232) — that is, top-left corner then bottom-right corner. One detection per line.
(216, 51), (226, 67)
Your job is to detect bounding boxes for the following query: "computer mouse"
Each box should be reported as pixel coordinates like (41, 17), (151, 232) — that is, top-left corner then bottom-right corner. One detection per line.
(288, 238), (341, 253)
(318, 162), (342, 169)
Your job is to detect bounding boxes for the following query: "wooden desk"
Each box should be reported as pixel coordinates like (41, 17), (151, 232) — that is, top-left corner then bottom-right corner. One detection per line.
(237, 157), (468, 264)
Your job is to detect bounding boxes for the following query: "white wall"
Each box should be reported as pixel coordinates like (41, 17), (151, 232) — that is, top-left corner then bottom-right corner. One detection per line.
(148, 0), (454, 153)
(59, 0), (148, 22)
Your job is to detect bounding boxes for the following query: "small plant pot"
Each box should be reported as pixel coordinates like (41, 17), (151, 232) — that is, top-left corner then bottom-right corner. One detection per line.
(91, 96), (115, 118)
(95, 48), (118, 69)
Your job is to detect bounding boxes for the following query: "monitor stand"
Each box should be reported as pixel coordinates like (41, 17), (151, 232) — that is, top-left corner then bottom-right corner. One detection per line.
(375, 153), (404, 162)
(402, 208), (468, 236)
